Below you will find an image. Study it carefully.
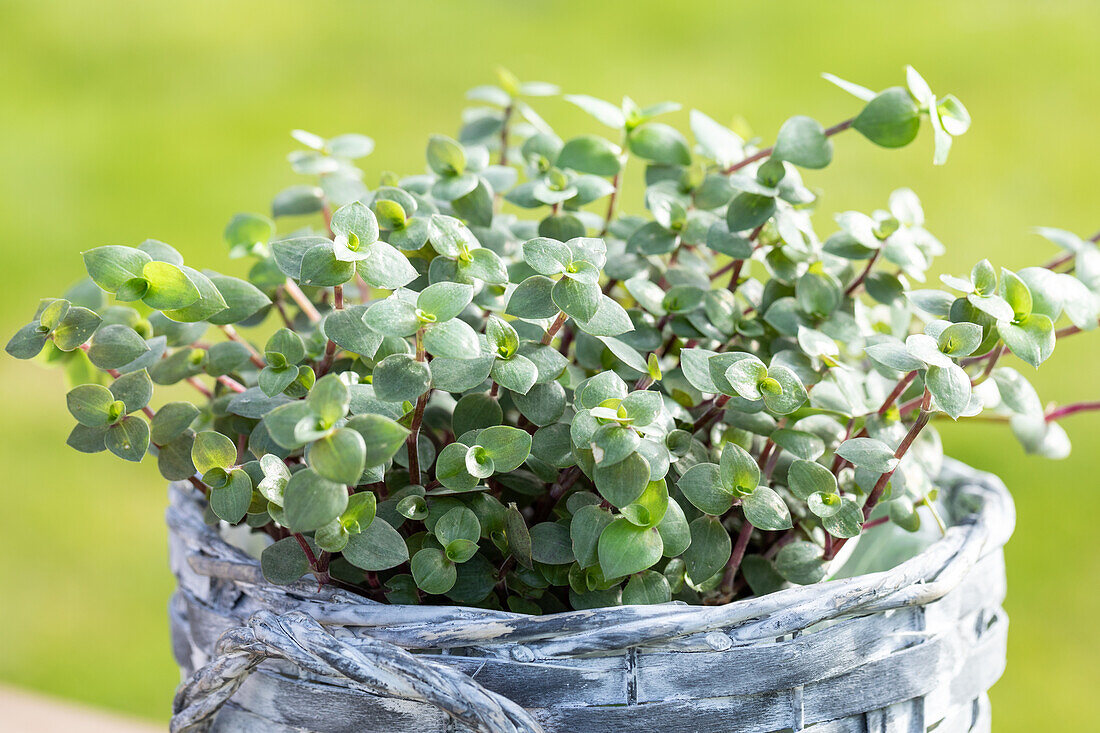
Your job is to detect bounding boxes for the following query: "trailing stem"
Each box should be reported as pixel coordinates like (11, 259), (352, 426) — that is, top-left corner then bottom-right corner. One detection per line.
(1045, 401), (1100, 422)
(541, 311), (569, 345)
(721, 117), (854, 174)
(283, 278), (322, 323)
(318, 285), (343, 376)
(844, 249), (881, 297)
(407, 329), (429, 485)
(218, 324), (265, 369)
(826, 388), (932, 560)
(717, 519), (754, 599)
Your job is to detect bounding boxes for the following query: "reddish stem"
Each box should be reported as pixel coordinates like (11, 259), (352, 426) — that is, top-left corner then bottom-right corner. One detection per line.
(844, 249), (881, 297)
(721, 117), (853, 174)
(283, 279), (322, 323)
(827, 389), (932, 560)
(1045, 401), (1100, 422)
(541, 311), (569, 345)
(718, 520), (754, 597)
(219, 325), (265, 369)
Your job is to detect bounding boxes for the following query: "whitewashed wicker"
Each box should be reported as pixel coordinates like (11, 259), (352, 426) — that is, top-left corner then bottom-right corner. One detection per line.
(168, 458), (1013, 733)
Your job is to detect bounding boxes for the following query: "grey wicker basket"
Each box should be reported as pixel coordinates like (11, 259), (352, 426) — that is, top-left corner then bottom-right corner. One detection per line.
(168, 458), (1013, 733)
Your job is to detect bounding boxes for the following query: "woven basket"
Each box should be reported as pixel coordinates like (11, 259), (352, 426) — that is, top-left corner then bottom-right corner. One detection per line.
(167, 458), (1013, 733)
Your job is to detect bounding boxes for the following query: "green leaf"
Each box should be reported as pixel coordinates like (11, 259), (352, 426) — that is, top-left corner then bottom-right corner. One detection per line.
(157, 431), (195, 480)
(82, 245), (150, 293)
(530, 521), (575, 565)
(475, 425), (532, 472)
(87, 324), (149, 370)
(300, 242), (355, 286)
(504, 503), (533, 569)
(570, 504), (614, 568)
(209, 468), (253, 523)
(105, 415), (150, 462)
(445, 539), (479, 564)
(623, 478), (669, 528)
(207, 276), (271, 326)
(591, 423), (640, 468)
(772, 116), (832, 169)
(724, 356), (768, 400)
(770, 428), (825, 461)
(365, 297), (420, 337)
(424, 319), (480, 359)
(343, 517), (409, 571)
(109, 368), (153, 414)
(341, 492), (377, 533)
(656, 498), (691, 557)
(552, 277), (599, 322)
(427, 134), (467, 176)
(556, 135), (621, 176)
(344, 414), (410, 467)
(999, 268), (1033, 322)
(936, 322), (983, 358)
(577, 296), (633, 337)
(852, 87), (921, 148)
(161, 266), (228, 323)
(6, 323), (49, 359)
(719, 442), (760, 494)
(507, 275), (559, 320)
(435, 506), (481, 546)
(307, 427), (367, 484)
(678, 463), (733, 516)
(272, 185), (324, 217)
(593, 451), (650, 507)
(431, 355), (494, 393)
(372, 354), (430, 403)
(192, 430), (236, 473)
(412, 548), (457, 594)
(358, 242), (418, 290)
(598, 519), (663, 578)
(307, 374), (350, 426)
(742, 487), (793, 530)
(726, 192), (776, 232)
(523, 237), (573, 275)
(822, 498), (863, 539)
(998, 314), (1055, 368)
(261, 536), (311, 585)
(66, 384), (117, 427)
(323, 306), (382, 356)
(787, 459), (837, 500)
(683, 515), (731, 583)
(417, 282), (473, 322)
(835, 437), (898, 473)
(775, 541), (827, 584)
(490, 353), (538, 395)
(283, 468), (348, 532)
(762, 365), (808, 415)
(224, 212), (274, 258)
(627, 122), (691, 165)
(926, 363), (972, 419)
(151, 402), (199, 445)
(140, 261), (200, 310)
(622, 570), (672, 605)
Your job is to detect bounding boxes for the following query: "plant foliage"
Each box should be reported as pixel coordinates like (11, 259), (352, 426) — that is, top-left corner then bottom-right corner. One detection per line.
(8, 66), (1097, 609)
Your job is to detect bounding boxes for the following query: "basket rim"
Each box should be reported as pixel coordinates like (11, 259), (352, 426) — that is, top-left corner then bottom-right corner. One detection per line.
(168, 456), (1013, 654)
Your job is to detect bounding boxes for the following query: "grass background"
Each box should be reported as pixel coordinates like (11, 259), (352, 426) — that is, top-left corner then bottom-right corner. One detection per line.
(1, 1), (1098, 728)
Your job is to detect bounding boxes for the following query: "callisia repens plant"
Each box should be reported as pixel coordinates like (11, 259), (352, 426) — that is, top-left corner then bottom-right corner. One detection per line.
(9, 66), (1099, 611)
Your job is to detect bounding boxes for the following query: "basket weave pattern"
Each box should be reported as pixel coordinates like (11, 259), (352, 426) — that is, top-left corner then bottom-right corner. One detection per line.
(168, 459), (1013, 733)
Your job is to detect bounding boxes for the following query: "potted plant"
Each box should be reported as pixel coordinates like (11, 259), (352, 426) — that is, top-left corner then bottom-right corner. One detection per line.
(8, 65), (1095, 732)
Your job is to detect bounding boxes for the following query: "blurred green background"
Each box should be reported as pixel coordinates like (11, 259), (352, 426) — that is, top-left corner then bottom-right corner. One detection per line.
(1, 0), (1097, 729)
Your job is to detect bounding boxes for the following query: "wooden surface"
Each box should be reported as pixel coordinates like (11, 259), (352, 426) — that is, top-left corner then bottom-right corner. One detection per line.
(0, 684), (160, 733)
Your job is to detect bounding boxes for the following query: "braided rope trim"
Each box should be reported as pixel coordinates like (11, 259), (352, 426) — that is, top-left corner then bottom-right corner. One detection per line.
(171, 610), (543, 733)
